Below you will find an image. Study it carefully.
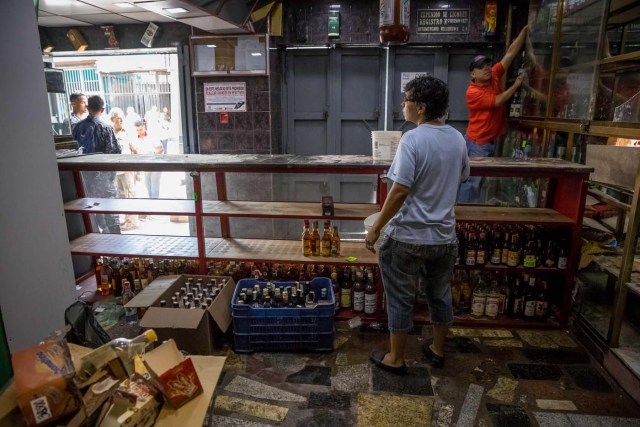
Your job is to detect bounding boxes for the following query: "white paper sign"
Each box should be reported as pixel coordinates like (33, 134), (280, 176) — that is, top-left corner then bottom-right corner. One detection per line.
(400, 72), (429, 93)
(204, 82), (247, 112)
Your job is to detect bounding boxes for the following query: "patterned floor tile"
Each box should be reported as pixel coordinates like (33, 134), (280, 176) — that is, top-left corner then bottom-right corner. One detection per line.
(507, 363), (563, 380)
(535, 399), (577, 410)
(225, 375), (307, 402)
(308, 391), (351, 410)
(451, 328), (513, 338)
(372, 366), (433, 396)
(456, 383), (484, 427)
(214, 395), (288, 422)
(207, 415), (273, 427)
(486, 376), (519, 402)
(286, 366), (332, 386)
(483, 338), (524, 348)
(485, 403), (531, 427)
(564, 366), (613, 392)
(332, 363), (371, 392)
(356, 392), (433, 427)
(532, 412), (572, 427)
(521, 349), (590, 364)
(296, 409), (352, 427)
(516, 331), (559, 348)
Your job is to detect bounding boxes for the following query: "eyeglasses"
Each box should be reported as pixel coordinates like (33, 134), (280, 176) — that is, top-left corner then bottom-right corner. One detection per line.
(402, 95), (415, 106)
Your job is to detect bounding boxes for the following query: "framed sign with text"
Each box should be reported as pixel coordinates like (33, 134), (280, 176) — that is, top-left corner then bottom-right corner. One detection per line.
(417, 9), (470, 34)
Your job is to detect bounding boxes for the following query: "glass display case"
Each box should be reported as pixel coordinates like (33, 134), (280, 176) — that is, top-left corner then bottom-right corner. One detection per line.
(45, 67), (71, 136)
(190, 34), (268, 76)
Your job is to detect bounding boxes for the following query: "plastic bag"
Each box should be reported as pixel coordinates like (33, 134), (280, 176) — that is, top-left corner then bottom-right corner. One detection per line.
(64, 300), (111, 348)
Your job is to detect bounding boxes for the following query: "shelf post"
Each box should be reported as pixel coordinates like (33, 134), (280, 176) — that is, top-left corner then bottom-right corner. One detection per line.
(216, 171), (231, 238)
(191, 171), (207, 275)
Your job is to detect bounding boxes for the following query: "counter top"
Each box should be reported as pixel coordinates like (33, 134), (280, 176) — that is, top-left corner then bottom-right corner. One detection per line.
(57, 153), (594, 176)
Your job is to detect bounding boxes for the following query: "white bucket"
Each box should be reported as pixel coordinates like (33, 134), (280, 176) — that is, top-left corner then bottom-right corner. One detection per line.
(371, 131), (402, 161)
(364, 212), (388, 251)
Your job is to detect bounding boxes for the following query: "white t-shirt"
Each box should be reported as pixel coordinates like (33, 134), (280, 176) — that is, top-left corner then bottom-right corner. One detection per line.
(384, 124), (470, 244)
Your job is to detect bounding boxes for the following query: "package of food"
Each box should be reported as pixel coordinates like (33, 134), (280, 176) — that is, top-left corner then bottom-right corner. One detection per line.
(11, 339), (82, 426)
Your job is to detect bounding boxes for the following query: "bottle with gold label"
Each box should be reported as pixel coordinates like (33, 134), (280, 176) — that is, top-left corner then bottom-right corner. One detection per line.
(322, 221), (332, 257)
(311, 221), (321, 256)
(331, 226), (341, 256)
(302, 220), (312, 256)
(340, 267), (352, 309)
(470, 276), (487, 319)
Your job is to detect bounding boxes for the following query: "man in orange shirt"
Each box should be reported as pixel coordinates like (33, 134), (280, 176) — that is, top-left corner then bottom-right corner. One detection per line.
(458, 25), (529, 203)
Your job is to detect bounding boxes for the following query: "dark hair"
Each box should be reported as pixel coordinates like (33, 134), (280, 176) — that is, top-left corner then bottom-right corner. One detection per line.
(134, 119), (145, 128)
(403, 76), (449, 121)
(87, 95), (105, 113)
(69, 92), (85, 103)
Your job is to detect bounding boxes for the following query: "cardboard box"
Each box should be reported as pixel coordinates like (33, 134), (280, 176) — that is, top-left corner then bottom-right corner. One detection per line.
(11, 340), (81, 427)
(99, 376), (161, 427)
(142, 340), (202, 409)
(126, 275), (234, 355)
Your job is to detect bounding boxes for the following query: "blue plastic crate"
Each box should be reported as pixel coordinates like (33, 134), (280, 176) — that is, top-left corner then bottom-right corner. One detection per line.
(231, 278), (335, 353)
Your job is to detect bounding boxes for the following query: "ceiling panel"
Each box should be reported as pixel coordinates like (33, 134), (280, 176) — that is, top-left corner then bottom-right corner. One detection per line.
(69, 13), (142, 25)
(134, 0), (208, 19)
(178, 15), (242, 32)
(119, 11), (176, 22)
(37, 16), (94, 26)
(77, 0), (149, 13)
(39, 0), (109, 15)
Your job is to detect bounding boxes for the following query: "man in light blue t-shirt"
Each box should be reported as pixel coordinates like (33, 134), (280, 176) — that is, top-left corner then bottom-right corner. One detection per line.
(367, 76), (469, 374)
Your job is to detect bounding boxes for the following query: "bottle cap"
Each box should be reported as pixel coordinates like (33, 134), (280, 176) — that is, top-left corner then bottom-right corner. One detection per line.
(144, 329), (158, 343)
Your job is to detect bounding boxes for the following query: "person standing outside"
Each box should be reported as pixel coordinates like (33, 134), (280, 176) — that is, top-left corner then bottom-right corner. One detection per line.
(134, 119), (164, 199)
(366, 76), (470, 374)
(69, 92), (87, 132)
(110, 107), (139, 230)
(73, 95), (121, 234)
(457, 25), (529, 203)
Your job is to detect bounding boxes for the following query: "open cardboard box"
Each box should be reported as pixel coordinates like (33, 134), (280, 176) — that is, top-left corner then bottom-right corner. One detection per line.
(142, 340), (202, 409)
(125, 275), (234, 355)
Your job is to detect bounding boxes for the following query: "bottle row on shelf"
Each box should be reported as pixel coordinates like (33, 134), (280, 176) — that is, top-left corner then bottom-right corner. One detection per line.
(235, 281), (334, 309)
(452, 270), (553, 321)
(455, 223), (569, 270)
(301, 219), (341, 257)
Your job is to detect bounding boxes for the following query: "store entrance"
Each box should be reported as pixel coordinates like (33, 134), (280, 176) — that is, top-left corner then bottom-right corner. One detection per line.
(52, 48), (190, 239)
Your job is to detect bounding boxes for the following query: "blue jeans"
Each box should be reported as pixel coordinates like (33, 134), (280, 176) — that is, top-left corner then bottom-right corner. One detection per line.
(145, 171), (162, 198)
(379, 236), (457, 332)
(457, 136), (495, 203)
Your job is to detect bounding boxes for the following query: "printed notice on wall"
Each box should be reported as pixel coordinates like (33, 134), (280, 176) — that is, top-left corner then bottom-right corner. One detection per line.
(417, 9), (469, 34)
(401, 72), (429, 94)
(204, 82), (247, 112)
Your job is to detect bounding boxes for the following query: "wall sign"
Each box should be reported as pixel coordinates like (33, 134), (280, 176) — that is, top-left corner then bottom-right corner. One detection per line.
(204, 82), (247, 112)
(417, 9), (470, 34)
(401, 72), (429, 93)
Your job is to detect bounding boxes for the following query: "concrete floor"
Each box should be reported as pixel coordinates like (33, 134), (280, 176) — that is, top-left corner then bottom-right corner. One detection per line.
(203, 325), (640, 427)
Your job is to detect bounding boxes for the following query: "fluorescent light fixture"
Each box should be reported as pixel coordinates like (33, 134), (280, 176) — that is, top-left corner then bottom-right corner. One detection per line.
(113, 2), (135, 8)
(164, 7), (189, 13)
(251, 52), (262, 56)
(330, 4), (341, 9)
(206, 44), (216, 47)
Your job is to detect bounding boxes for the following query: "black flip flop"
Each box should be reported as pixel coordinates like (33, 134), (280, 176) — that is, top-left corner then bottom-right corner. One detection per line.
(369, 350), (408, 375)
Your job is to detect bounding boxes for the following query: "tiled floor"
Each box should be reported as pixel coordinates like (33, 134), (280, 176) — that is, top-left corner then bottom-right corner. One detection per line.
(205, 325), (640, 427)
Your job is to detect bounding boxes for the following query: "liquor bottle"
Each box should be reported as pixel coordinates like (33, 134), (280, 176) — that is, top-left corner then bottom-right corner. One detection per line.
(509, 89), (522, 118)
(523, 238), (538, 268)
(352, 271), (365, 312)
(340, 269), (352, 309)
(501, 230), (511, 265)
(509, 277), (524, 317)
(490, 230), (502, 265)
(543, 239), (557, 268)
(507, 233), (521, 267)
(497, 275), (510, 316)
(465, 233), (477, 266)
(331, 226), (341, 257)
(122, 280), (138, 324)
(311, 221), (321, 256)
(364, 271), (377, 315)
(111, 260), (123, 297)
(484, 278), (500, 320)
(99, 258), (112, 296)
(523, 275), (537, 320)
(451, 271), (462, 313)
(535, 280), (549, 320)
(331, 267), (341, 312)
(470, 276), (487, 319)
(302, 220), (312, 256)
(557, 238), (568, 269)
(322, 221), (332, 257)
(476, 231), (488, 265)
(122, 260), (134, 287)
(459, 271), (473, 313)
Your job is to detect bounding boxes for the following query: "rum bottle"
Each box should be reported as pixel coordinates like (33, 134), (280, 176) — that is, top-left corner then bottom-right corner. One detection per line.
(331, 226), (341, 257)
(302, 220), (312, 256)
(535, 280), (549, 320)
(311, 221), (321, 256)
(352, 271), (365, 312)
(364, 271), (377, 315)
(322, 221), (332, 257)
(523, 275), (537, 320)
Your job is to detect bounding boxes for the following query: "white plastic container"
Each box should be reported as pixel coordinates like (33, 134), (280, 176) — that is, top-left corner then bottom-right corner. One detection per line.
(371, 131), (402, 161)
(364, 212), (388, 251)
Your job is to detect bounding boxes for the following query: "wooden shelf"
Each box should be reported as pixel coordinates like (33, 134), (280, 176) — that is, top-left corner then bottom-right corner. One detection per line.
(64, 198), (195, 215)
(456, 206), (574, 225)
(206, 238), (379, 265)
(202, 201), (378, 220)
(454, 263), (565, 274)
(70, 234), (378, 265)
